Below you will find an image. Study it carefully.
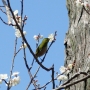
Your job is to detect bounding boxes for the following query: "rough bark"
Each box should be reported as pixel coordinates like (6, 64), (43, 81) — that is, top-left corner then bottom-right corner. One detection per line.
(64, 0), (90, 90)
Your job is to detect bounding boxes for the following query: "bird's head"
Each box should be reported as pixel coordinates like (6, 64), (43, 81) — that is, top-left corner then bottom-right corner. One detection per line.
(42, 38), (50, 44)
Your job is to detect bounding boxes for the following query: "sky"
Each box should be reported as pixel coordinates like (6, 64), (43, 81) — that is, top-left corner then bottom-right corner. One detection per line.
(0, 0), (69, 90)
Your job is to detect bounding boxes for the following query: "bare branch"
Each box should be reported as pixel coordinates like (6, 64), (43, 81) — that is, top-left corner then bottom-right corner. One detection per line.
(9, 38), (17, 78)
(53, 74), (90, 90)
(26, 66), (41, 90)
(63, 71), (87, 86)
(0, 5), (5, 7)
(0, 16), (9, 25)
(7, 37), (17, 90)
(2, 79), (8, 84)
(52, 65), (55, 89)
(84, 5), (90, 15)
(0, 7), (6, 14)
(0, 16), (17, 26)
(20, 0), (23, 31)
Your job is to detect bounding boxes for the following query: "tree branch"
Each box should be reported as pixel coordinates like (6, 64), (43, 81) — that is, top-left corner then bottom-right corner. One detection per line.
(53, 74), (90, 90)
(7, 0), (53, 72)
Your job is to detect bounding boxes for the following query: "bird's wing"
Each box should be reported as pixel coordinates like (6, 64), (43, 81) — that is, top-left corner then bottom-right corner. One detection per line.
(36, 41), (47, 53)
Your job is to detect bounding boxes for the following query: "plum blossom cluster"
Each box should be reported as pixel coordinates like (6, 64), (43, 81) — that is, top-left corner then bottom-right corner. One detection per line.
(0, 72), (20, 87)
(20, 43), (27, 49)
(33, 34), (43, 41)
(12, 10), (22, 29)
(57, 63), (74, 81)
(0, 74), (8, 84)
(48, 33), (55, 42)
(75, 0), (90, 10)
(12, 10), (27, 38)
(15, 29), (26, 38)
(7, 72), (20, 87)
(33, 33), (55, 42)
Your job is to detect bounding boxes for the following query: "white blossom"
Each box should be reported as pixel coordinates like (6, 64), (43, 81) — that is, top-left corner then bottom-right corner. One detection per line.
(66, 70), (70, 74)
(38, 35), (43, 39)
(33, 35), (43, 40)
(20, 43), (27, 49)
(15, 29), (26, 38)
(0, 79), (2, 84)
(12, 72), (19, 77)
(57, 75), (68, 81)
(12, 76), (20, 86)
(13, 10), (18, 16)
(13, 10), (18, 29)
(48, 33), (54, 42)
(12, 16), (22, 29)
(12, 10), (23, 29)
(59, 66), (67, 73)
(0, 74), (8, 79)
(68, 64), (73, 70)
(6, 76), (20, 87)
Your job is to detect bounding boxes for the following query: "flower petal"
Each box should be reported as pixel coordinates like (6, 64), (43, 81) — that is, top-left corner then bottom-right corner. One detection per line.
(13, 10), (18, 15)
(57, 75), (68, 81)
(0, 74), (8, 79)
(12, 72), (20, 76)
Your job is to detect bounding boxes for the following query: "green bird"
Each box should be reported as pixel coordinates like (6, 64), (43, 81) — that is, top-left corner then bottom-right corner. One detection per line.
(35, 38), (50, 57)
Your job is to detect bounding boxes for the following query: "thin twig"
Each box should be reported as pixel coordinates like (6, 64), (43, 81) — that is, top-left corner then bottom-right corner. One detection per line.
(20, 1), (37, 89)
(26, 66), (41, 90)
(0, 7), (6, 14)
(52, 65), (55, 89)
(21, 0), (23, 31)
(2, 79), (8, 84)
(7, 37), (17, 90)
(84, 5), (90, 15)
(0, 6), (5, 7)
(9, 38), (17, 79)
(0, 16), (16, 26)
(0, 16), (9, 25)
(63, 71), (87, 85)
(23, 48), (30, 70)
(20, 0), (37, 89)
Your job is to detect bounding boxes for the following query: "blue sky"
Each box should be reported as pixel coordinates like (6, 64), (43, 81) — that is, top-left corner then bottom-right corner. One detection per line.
(0, 0), (69, 90)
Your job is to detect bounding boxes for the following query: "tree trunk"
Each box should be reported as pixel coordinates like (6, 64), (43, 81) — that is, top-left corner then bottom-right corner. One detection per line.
(64, 0), (90, 90)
